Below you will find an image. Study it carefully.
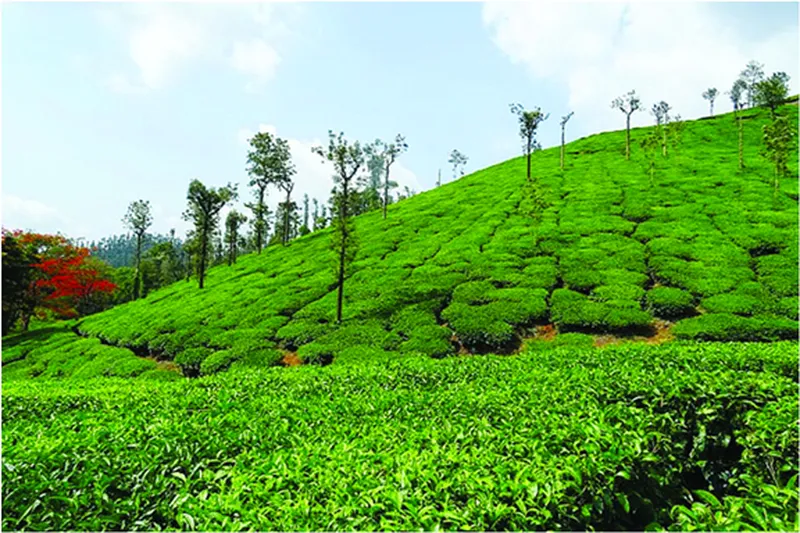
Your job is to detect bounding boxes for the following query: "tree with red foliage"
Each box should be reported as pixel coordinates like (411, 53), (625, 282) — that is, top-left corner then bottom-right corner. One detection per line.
(34, 248), (117, 318)
(2, 229), (117, 334)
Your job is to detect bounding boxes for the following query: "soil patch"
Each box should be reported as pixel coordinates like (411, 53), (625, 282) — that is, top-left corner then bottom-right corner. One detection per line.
(281, 352), (303, 367)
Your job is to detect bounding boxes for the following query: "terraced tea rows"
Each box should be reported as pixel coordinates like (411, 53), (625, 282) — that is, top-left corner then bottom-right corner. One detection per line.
(3, 342), (796, 531)
(3, 104), (795, 379)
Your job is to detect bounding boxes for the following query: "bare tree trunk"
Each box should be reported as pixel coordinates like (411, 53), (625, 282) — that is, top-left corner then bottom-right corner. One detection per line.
(134, 233), (143, 300)
(710, 101), (714, 116)
(383, 163), (390, 220)
(256, 188), (265, 254)
(198, 224), (207, 289)
(625, 114), (631, 160)
(526, 137), (532, 181)
(738, 116), (744, 170)
(283, 189), (291, 245)
(662, 128), (667, 157)
(336, 181), (349, 324)
(560, 125), (565, 170)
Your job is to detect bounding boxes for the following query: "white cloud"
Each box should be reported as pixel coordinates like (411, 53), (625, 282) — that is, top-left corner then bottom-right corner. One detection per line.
(235, 125), (424, 216)
(102, 4), (295, 93)
(483, 2), (799, 134)
(2, 194), (59, 223)
(231, 39), (281, 92)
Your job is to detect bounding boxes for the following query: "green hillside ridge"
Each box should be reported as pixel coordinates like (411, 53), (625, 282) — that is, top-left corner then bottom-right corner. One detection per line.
(2, 104), (798, 380)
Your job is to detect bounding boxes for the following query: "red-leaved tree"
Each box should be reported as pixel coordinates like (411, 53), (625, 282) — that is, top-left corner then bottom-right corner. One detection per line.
(34, 248), (117, 318)
(2, 229), (117, 332)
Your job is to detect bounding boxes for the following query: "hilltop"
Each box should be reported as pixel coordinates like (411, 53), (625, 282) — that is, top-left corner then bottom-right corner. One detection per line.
(2, 104), (798, 379)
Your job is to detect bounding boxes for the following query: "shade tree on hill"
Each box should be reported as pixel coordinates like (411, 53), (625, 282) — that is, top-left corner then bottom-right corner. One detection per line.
(702, 88), (718, 116)
(312, 131), (365, 323)
(448, 149), (468, 181)
(121, 200), (152, 301)
(510, 103), (549, 181)
(640, 128), (661, 184)
(650, 101), (672, 156)
(300, 194), (310, 236)
(728, 78), (748, 170)
(245, 132), (289, 253)
(740, 60), (765, 108)
(182, 180), (237, 289)
(225, 210), (247, 266)
(754, 71), (791, 117)
(369, 134), (408, 219)
(559, 111), (574, 171)
(666, 114), (687, 158)
(762, 113), (796, 196)
(611, 90), (643, 160)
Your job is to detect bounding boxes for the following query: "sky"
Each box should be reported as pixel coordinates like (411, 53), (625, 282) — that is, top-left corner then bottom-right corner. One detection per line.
(2, 1), (798, 242)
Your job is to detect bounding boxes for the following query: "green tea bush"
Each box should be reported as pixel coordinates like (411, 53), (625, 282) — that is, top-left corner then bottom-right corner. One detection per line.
(229, 348), (284, 371)
(200, 350), (239, 376)
(398, 325), (454, 358)
(174, 347), (213, 377)
(274, 320), (334, 350)
(551, 289), (652, 332)
(645, 287), (695, 318)
(591, 284), (645, 303)
(674, 314), (799, 342)
(440, 302), (517, 352)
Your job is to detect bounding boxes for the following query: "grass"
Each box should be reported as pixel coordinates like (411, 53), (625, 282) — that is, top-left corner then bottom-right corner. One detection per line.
(2, 342), (797, 531)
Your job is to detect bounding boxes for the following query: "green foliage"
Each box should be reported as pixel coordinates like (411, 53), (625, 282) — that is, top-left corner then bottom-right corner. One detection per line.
(551, 289), (652, 332)
(646, 287), (695, 318)
(10, 102), (793, 378)
(3, 342), (797, 531)
(673, 313), (798, 342)
(174, 347), (213, 377)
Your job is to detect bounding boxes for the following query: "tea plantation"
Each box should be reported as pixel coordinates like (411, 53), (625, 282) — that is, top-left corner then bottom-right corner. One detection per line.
(2, 104), (798, 530)
(2, 342), (798, 530)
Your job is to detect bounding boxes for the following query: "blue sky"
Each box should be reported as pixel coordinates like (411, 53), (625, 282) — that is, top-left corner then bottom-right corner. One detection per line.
(3, 1), (798, 241)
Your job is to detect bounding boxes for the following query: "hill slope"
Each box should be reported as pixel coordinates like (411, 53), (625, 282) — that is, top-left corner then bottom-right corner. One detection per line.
(3, 104), (798, 379)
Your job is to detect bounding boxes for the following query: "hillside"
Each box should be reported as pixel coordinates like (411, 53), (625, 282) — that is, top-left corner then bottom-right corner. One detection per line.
(2, 104), (798, 379)
(2, 105), (798, 532)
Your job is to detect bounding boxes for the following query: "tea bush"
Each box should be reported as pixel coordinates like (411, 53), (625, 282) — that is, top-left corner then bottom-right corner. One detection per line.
(2, 341), (797, 531)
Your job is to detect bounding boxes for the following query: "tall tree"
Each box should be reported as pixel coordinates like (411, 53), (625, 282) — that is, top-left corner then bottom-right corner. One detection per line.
(224, 210), (247, 266)
(182, 180), (237, 289)
(278, 179), (296, 245)
(122, 200), (152, 300)
(436, 169), (441, 187)
(302, 194), (310, 233)
(510, 103), (549, 181)
(640, 129), (661, 185)
(312, 131), (365, 323)
(666, 114), (687, 159)
(377, 134), (408, 219)
(559, 111), (574, 171)
(729, 79), (748, 170)
(740, 60), (765, 108)
(246, 132), (292, 253)
(762, 113), (795, 197)
(702, 88), (718, 116)
(650, 101), (672, 156)
(611, 90), (643, 160)
(448, 150), (468, 181)
(754, 72), (791, 117)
